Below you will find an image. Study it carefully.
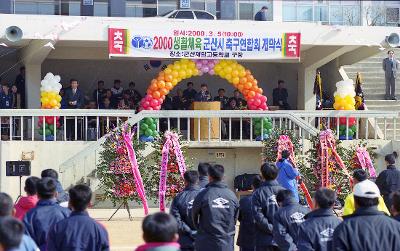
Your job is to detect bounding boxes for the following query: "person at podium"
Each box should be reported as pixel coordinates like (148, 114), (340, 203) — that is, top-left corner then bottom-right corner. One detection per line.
(195, 84), (212, 102)
(213, 88), (229, 109)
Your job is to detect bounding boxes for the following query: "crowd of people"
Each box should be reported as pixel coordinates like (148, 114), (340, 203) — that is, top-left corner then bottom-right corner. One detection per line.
(1, 151), (400, 251)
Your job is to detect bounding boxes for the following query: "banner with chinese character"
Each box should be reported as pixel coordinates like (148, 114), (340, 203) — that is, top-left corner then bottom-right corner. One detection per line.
(108, 25), (301, 60)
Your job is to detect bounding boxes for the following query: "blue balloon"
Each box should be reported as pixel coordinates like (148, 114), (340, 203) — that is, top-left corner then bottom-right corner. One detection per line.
(139, 135), (155, 142)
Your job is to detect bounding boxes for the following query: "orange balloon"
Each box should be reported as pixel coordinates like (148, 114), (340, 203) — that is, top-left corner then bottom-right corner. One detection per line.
(237, 84), (244, 91)
(257, 88), (263, 94)
(248, 91), (256, 98)
(245, 70), (251, 75)
(165, 74), (173, 82)
(242, 90), (249, 96)
(232, 70), (239, 77)
(151, 79), (157, 85)
(253, 79), (258, 86)
(150, 83), (158, 91)
(160, 88), (168, 96)
(240, 77), (247, 84)
(157, 80), (166, 89)
(247, 75), (255, 81)
(153, 91), (161, 99)
(245, 82), (253, 89)
(172, 71), (179, 78)
(165, 82), (173, 90)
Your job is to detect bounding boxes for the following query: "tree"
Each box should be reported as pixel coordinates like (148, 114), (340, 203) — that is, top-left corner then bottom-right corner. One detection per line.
(364, 5), (386, 26)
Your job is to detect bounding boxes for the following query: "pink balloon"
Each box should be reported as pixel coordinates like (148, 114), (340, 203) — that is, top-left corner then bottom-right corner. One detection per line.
(248, 104), (256, 110)
(145, 95), (152, 101)
(155, 105), (161, 110)
(146, 107), (153, 110)
(260, 95), (267, 102)
(151, 99), (159, 108)
(254, 99), (262, 106)
(158, 98), (164, 104)
(209, 69), (215, 75)
(202, 60), (208, 64)
(259, 103), (267, 110)
(196, 62), (203, 68)
(202, 66), (209, 73)
(248, 98), (255, 104)
(143, 101), (150, 108)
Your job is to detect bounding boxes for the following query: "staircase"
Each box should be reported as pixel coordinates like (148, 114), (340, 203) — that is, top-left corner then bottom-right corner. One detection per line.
(344, 48), (400, 140)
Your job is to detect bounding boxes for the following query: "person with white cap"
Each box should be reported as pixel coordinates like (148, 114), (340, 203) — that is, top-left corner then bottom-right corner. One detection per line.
(332, 180), (400, 250)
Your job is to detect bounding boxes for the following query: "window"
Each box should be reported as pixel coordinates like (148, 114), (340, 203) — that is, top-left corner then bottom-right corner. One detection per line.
(314, 6), (328, 23)
(283, 5), (296, 21)
(386, 7), (400, 24)
(175, 11), (194, 19)
(296, 5), (312, 21)
(94, 0), (108, 16)
(239, 3), (253, 20)
(195, 11), (214, 19)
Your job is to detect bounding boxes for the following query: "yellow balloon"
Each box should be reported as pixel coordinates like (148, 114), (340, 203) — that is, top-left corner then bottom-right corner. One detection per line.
(164, 68), (172, 74)
(179, 70), (186, 78)
(193, 69), (199, 76)
(172, 79), (178, 86)
(239, 70), (246, 78)
(42, 97), (49, 104)
(173, 64), (181, 71)
(225, 74), (232, 81)
(214, 65), (222, 73)
(232, 77), (240, 85)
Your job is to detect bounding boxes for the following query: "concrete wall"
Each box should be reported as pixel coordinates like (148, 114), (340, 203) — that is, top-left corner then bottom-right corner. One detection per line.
(0, 141), (91, 200)
(42, 59), (300, 109)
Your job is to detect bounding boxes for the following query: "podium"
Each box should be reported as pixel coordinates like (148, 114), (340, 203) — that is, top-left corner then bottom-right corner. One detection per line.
(191, 101), (220, 141)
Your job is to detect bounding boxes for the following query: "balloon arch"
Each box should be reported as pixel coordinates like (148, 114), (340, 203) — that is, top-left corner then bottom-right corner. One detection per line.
(138, 59), (270, 141)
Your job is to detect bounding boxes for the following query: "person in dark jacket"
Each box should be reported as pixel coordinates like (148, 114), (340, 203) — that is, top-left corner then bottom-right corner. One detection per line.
(0, 84), (13, 109)
(64, 79), (85, 109)
(276, 150), (300, 202)
(0, 216), (25, 251)
(214, 88), (229, 110)
(195, 84), (212, 102)
(332, 180), (400, 251)
(183, 82), (197, 105)
(237, 175), (263, 251)
(23, 178), (70, 250)
(47, 185), (109, 251)
(192, 164), (239, 251)
(14, 66), (26, 108)
(390, 191), (400, 221)
(272, 80), (291, 110)
(252, 162), (285, 251)
(297, 188), (341, 251)
(41, 169), (69, 205)
(93, 80), (106, 107)
(376, 151), (400, 209)
(273, 190), (309, 251)
(170, 171), (201, 251)
(254, 6), (268, 21)
(0, 192), (39, 251)
(198, 162), (211, 189)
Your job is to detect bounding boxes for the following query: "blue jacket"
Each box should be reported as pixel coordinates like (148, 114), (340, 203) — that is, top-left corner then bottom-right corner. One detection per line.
(276, 159), (300, 202)
(237, 194), (256, 249)
(332, 206), (400, 251)
(252, 180), (285, 247)
(47, 211), (109, 251)
(192, 181), (239, 251)
(23, 199), (70, 250)
(273, 198), (310, 251)
(297, 208), (341, 251)
(55, 180), (69, 203)
(198, 176), (208, 189)
(0, 92), (13, 109)
(170, 185), (201, 250)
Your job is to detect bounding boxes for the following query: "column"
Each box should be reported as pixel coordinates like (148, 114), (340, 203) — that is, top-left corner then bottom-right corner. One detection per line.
(297, 65), (316, 110)
(25, 64), (42, 109)
(0, 0), (12, 14)
(81, 0), (94, 16)
(108, 0), (126, 17)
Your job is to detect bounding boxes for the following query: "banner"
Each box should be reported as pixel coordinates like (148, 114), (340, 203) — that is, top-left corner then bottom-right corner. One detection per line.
(108, 25), (301, 60)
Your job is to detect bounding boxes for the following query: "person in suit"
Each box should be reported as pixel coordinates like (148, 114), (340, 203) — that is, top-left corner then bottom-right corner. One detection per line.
(64, 79), (84, 140)
(273, 80), (291, 110)
(383, 50), (400, 100)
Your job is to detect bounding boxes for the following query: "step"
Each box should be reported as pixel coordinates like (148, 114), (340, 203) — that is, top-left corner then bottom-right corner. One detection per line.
(364, 94), (387, 100)
(346, 71), (385, 77)
(365, 102), (400, 109)
(365, 100), (400, 106)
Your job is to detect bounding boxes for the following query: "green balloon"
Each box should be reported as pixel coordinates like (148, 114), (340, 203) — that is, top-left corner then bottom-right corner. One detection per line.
(141, 123), (149, 130)
(255, 128), (261, 135)
(253, 118), (261, 124)
(351, 125), (357, 131)
(339, 125), (347, 131)
(152, 131), (158, 137)
(255, 123), (261, 130)
(145, 118), (153, 125)
(150, 123), (157, 130)
(145, 128), (153, 137)
(38, 129), (43, 135)
(45, 129), (52, 136)
(49, 124), (54, 131)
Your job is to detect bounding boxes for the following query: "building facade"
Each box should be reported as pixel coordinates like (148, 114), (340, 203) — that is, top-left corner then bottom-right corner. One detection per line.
(0, 0), (399, 26)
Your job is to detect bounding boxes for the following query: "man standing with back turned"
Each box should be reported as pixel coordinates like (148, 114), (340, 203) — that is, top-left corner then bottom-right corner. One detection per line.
(383, 50), (399, 100)
(192, 165), (239, 251)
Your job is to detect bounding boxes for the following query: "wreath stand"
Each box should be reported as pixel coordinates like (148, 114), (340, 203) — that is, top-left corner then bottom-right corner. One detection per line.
(108, 202), (133, 221)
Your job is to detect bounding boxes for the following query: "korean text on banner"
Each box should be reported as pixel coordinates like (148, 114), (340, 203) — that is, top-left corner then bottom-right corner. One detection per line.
(108, 25), (301, 60)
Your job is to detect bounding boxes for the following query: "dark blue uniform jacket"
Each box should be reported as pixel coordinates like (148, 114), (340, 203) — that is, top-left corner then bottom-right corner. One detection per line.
(237, 194), (256, 249)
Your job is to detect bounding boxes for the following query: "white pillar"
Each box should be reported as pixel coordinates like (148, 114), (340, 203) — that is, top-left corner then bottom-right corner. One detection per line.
(273, 0), (283, 22)
(297, 65), (316, 110)
(25, 64), (42, 108)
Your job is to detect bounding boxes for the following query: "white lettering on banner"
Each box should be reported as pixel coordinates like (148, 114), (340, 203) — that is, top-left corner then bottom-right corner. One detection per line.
(108, 25), (301, 60)
(288, 35), (298, 55)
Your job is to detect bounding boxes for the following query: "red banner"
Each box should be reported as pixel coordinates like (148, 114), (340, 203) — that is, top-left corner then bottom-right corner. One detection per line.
(284, 33), (301, 58)
(108, 28), (127, 55)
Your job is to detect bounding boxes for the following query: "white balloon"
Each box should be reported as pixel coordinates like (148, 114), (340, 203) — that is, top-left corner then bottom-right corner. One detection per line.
(54, 75), (61, 84)
(44, 73), (54, 81)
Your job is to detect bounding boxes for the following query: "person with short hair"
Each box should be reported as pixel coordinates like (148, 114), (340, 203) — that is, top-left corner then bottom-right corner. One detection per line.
(383, 50), (399, 100)
(391, 191), (400, 221)
(172, 89), (189, 110)
(93, 80), (106, 107)
(214, 88), (229, 109)
(332, 180), (400, 250)
(0, 192), (39, 251)
(273, 190), (309, 251)
(197, 163), (211, 189)
(272, 80), (290, 110)
(297, 188), (342, 251)
(0, 216), (25, 251)
(14, 177), (40, 220)
(47, 185), (109, 251)
(135, 212), (180, 251)
(376, 151), (400, 209)
(237, 175), (263, 251)
(343, 169), (388, 216)
(128, 82), (142, 105)
(14, 66), (26, 108)
(192, 165), (239, 251)
(195, 84), (211, 102)
(64, 79), (84, 109)
(170, 171), (201, 251)
(276, 150), (300, 202)
(23, 178), (70, 250)
(230, 90), (246, 108)
(11, 85), (21, 109)
(41, 169), (69, 204)
(110, 79), (124, 98)
(252, 162), (285, 251)
(254, 6), (268, 21)
(183, 82), (197, 104)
